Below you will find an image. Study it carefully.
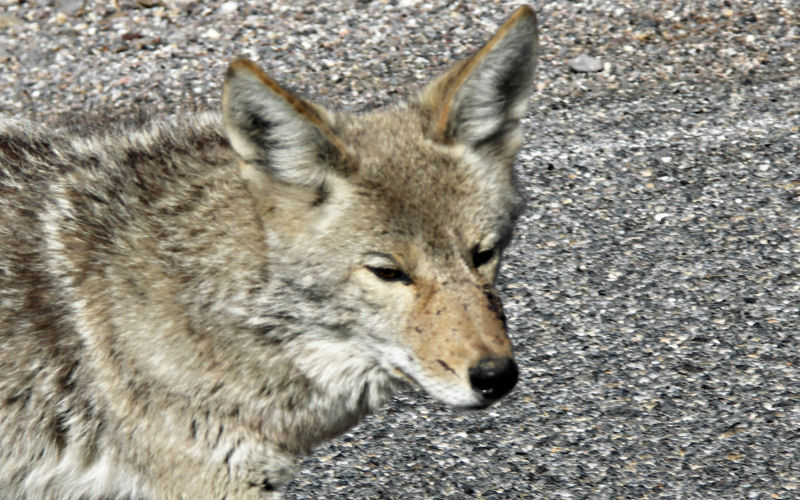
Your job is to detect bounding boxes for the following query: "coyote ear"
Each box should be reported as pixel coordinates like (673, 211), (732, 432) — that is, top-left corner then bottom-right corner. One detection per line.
(223, 59), (351, 188)
(421, 6), (538, 161)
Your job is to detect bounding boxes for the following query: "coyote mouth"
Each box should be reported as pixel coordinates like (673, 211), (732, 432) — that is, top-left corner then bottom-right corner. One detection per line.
(464, 401), (493, 411)
(389, 364), (419, 388)
(387, 363), (489, 409)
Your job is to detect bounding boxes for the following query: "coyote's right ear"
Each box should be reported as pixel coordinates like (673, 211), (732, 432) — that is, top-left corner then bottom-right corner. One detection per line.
(223, 59), (351, 188)
(420, 5), (538, 163)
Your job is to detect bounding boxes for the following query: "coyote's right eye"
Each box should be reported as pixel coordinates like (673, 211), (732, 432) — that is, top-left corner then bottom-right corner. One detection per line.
(472, 246), (495, 268)
(367, 266), (412, 284)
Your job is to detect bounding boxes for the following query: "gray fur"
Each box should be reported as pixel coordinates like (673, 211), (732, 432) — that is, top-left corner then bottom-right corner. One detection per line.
(0, 6), (537, 499)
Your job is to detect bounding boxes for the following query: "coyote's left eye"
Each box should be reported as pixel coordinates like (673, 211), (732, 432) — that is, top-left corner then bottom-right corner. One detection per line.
(472, 246), (495, 268)
(367, 266), (412, 284)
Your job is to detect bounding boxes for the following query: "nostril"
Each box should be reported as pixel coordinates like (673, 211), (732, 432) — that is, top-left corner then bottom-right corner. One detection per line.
(468, 357), (518, 401)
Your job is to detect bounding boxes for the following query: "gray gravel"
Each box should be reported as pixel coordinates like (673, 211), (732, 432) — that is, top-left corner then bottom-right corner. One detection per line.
(2, 0), (799, 498)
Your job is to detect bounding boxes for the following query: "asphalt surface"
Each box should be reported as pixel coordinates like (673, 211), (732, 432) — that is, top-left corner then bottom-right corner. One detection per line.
(1, 1), (798, 498)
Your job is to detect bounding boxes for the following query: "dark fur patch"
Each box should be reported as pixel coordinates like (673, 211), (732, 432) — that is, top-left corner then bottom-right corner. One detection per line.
(436, 360), (456, 374)
(249, 478), (274, 492)
(241, 112), (280, 167)
(482, 284), (507, 328)
(223, 446), (236, 467)
(311, 183), (327, 207)
(4, 388), (32, 407)
(52, 411), (70, 453)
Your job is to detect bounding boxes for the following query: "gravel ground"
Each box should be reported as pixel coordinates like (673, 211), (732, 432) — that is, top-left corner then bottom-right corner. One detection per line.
(2, 1), (799, 498)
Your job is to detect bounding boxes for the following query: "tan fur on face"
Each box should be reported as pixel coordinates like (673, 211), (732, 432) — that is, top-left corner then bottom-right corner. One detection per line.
(406, 278), (512, 387)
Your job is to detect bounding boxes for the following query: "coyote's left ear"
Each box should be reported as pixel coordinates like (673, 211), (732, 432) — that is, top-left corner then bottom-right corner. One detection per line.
(420, 5), (538, 162)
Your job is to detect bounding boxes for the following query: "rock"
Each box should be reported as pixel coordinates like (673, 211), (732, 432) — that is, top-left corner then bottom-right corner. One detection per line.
(203, 28), (221, 41)
(568, 53), (603, 73)
(0, 14), (23, 28)
(55, 0), (83, 15)
(219, 1), (238, 15)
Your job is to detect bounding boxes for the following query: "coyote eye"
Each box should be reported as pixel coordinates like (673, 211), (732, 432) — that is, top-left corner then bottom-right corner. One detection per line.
(367, 266), (411, 284)
(472, 246), (495, 268)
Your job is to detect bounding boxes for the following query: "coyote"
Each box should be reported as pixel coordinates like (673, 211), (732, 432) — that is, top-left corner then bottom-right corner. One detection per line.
(0, 6), (538, 499)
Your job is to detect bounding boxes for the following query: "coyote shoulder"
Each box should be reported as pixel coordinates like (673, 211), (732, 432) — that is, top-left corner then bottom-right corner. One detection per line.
(0, 6), (538, 499)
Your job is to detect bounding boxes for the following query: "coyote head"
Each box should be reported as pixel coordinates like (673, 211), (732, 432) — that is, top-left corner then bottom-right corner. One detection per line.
(223, 7), (538, 409)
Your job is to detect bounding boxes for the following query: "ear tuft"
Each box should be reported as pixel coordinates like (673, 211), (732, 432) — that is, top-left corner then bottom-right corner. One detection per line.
(222, 59), (351, 188)
(421, 6), (538, 161)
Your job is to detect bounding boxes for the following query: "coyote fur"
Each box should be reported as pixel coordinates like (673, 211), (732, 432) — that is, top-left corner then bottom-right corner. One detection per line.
(0, 6), (538, 499)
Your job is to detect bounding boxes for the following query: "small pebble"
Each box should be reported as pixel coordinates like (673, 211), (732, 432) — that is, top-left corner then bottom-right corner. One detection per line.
(0, 14), (22, 28)
(54, 0), (83, 15)
(568, 53), (603, 72)
(203, 28), (222, 41)
(219, 1), (238, 15)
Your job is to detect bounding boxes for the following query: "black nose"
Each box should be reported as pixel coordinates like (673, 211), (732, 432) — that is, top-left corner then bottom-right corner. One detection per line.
(468, 357), (518, 401)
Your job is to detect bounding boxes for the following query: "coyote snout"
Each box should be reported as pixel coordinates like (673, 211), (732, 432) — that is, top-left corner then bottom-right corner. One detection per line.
(0, 5), (538, 498)
(394, 277), (518, 408)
